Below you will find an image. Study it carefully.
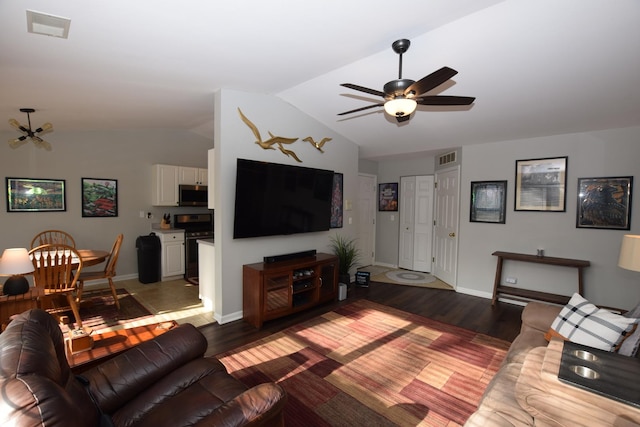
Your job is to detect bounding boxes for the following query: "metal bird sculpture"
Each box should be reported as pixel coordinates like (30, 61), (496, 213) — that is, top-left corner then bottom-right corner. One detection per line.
(303, 136), (332, 153)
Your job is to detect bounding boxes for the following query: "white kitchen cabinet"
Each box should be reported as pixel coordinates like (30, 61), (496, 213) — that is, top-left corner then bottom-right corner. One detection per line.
(179, 166), (208, 185)
(152, 164), (179, 206)
(159, 230), (185, 279)
(208, 149), (215, 209)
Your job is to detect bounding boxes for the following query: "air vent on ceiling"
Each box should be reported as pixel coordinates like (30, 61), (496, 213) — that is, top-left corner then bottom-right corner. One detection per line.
(438, 151), (457, 166)
(26, 10), (71, 39)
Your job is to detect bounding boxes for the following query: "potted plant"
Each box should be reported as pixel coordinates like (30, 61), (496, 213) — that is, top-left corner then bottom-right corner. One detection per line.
(329, 234), (360, 285)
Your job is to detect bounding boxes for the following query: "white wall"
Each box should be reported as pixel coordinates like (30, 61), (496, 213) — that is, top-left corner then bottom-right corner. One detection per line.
(458, 126), (640, 309)
(212, 89), (359, 323)
(0, 129), (212, 277)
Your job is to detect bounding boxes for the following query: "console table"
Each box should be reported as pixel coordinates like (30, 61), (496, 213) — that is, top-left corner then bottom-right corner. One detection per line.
(491, 251), (590, 305)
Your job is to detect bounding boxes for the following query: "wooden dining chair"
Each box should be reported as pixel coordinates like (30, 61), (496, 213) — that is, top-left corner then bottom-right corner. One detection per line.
(77, 234), (123, 310)
(31, 230), (76, 249)
(28, 243), (84, 329)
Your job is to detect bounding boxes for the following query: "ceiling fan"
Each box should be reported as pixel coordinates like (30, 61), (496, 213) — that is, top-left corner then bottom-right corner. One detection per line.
(8, 108), (53, 151)
(338, 39), (475, 123)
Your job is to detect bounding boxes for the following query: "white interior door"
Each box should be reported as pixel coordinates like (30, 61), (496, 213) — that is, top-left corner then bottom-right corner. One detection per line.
(357, 174), (376, 267)
(399, 175), (434, 272)
(433, 167), (460, 287)
(398, 176), (416, 270)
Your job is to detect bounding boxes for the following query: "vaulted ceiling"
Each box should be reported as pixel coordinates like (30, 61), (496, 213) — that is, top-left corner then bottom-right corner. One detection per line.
(1, 1), (639, 160)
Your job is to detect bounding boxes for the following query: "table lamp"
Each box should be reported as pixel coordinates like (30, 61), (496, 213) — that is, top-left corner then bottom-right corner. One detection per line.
(0, 248), (35, 295)
(618, 235), (640, 274)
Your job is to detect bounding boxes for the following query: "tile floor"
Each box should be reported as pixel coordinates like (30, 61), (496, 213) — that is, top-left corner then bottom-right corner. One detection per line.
(107, 277), (215, 329)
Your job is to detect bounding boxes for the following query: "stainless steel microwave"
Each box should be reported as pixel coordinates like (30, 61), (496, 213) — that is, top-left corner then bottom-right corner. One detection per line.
(178, 184), (208, 207)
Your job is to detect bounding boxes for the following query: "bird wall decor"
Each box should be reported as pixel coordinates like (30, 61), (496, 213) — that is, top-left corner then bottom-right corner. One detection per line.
(237, 108), (301, 162)
(303, 136), (332, 153)
(8, 108), (54, 151)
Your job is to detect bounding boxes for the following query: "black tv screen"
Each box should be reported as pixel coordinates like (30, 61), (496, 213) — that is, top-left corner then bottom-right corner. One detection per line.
(233, 159), (334, 239)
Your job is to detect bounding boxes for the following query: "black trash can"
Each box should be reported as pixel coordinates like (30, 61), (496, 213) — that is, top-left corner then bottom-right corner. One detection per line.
(136, 233), (161, 284)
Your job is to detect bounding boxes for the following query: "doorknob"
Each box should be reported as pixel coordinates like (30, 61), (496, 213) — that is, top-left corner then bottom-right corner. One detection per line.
(449, 232), (456, 237)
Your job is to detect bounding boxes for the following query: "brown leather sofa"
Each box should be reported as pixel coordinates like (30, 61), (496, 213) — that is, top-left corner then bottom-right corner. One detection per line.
(0, 309), (286, 427)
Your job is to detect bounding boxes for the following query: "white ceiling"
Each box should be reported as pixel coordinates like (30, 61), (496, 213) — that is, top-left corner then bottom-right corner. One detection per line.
(1, 0), (639, 160)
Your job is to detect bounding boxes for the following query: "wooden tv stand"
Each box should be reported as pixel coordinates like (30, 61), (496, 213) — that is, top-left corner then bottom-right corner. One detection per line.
(243, 253), (338, 328)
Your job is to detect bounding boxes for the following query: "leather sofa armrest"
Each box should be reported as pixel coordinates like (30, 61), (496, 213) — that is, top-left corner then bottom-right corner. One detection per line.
(520, 301), (561, 334)
(199, 383), (287, 427)
(82, 323), (208, 413)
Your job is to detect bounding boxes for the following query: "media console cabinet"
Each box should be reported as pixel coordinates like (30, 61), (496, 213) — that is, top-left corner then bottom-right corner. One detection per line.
(243, 253), (338, 328)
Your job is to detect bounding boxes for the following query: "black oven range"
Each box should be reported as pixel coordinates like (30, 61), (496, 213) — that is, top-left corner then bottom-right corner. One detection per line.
(173, 213), (213, 285)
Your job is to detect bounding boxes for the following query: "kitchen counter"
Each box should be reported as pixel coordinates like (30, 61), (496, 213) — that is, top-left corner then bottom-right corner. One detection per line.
(150, 225), (184, 234)
(197, 238), (214, 247)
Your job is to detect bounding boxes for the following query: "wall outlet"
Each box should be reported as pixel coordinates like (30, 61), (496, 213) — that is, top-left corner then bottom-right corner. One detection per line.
(505, 276), (517, 284)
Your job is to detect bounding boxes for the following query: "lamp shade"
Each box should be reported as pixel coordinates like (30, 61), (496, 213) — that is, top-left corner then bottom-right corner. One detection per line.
(384, 97), (417, 118)
(0, 248), (34, 275)
(618, 235), (640, 272)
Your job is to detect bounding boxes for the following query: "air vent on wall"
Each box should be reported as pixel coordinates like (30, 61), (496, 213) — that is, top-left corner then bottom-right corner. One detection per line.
(438, 151), (457, 166)
(26, 10), (71, 39)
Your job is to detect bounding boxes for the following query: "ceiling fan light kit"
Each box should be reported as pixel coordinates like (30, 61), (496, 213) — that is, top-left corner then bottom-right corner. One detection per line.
(7, 108), (54, 151)
(384, 97), (417, 118)
(339, 38), (475, 123)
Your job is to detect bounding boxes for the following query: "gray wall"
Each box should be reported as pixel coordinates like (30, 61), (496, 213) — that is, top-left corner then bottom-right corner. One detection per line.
(458, 126), (640, 309)
(0, 129), (212, 277)
(368, 126), (640, 310)
(212, 89), (359, 322)
(374, 156), (436, 266)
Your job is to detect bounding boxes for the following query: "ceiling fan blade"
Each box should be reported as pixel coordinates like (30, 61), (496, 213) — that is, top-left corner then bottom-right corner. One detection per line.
(396, 115), (411, 123)
(340, 83), (385, 98)
(404, 66), (458, 97)
(337, 103), (384, 116)
(417, 95), (475, 106)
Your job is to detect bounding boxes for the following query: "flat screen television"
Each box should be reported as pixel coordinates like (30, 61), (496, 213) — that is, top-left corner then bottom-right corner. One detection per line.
(233, 158), (334, 239)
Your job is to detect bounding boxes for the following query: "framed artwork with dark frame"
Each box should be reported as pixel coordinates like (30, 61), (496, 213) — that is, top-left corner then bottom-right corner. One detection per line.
(576, 176), (633, 230)
(81, 178), (118, 217)
(378, 182), (398, 211)
(515, 156), (567, 212)
(330, 172), (343, 228)
(6, 177), (66, 212)
(470, 180), (507, 224)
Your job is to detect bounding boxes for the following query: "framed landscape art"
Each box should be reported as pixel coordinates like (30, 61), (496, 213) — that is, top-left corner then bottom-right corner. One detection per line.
(515, 156), (567, 212)
(82, 178), (118, 217)
(6, 177), (66, 212)
(576, 176), (632, 230)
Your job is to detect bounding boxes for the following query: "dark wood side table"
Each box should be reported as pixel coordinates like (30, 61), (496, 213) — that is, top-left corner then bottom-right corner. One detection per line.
(0, 288), (44, 331)
(67, 321), (177, 373)
(491, 251), (590, 305)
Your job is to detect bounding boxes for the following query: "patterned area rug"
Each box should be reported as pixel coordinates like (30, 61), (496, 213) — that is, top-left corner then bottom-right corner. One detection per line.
(57, 288), (153, 333)
(217, 300), (509, 426)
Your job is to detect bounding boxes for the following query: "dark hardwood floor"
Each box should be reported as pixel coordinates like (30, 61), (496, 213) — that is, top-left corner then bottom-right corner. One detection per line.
(199, 281), (524, 357)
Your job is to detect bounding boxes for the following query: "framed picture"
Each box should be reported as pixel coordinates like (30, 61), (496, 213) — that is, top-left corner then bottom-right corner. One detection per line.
(576, 176), (633, 229)
(470, 181), (507, 223)
(330, 172), (343, 228)
(82, 178), (118, 217)
(379, 183), (398, 211)
(6, 177), (66, 212)
(515, 156), (567, 212)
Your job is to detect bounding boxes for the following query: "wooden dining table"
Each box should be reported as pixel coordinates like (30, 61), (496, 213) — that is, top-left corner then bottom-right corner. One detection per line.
(76, 249), (109, 267)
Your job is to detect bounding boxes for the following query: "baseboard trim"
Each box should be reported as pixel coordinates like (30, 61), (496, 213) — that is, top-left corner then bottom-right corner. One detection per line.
(455, 287), (528, 307)
(217, 310), (242, 325)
